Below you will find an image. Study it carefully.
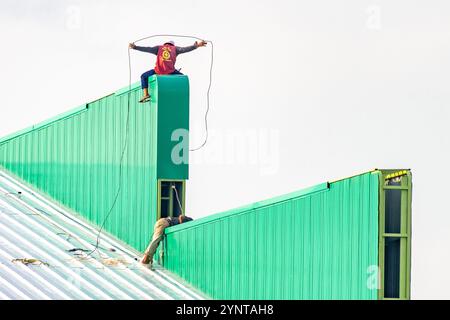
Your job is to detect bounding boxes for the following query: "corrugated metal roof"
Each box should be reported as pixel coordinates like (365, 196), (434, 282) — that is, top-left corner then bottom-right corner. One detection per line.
(0, 169), (206, 300)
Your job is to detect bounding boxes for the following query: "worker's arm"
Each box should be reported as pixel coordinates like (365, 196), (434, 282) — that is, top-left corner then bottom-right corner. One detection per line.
(129, 43), (159, 55)
(176, 40), (207, 55)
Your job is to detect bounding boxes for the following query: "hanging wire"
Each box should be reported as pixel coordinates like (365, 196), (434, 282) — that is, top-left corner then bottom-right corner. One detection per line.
(172, 185), (184, 216)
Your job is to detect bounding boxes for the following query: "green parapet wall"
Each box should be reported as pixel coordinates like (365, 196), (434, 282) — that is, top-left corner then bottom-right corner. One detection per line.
(0, 75), (190, 252)
(164, 171), (381, 299)
(153, 76), (189, 179)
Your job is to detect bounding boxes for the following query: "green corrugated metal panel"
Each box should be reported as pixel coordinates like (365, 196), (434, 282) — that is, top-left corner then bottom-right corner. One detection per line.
(0, 75), (190, 252)
(164, 172), (380, 299)
(152, 76), (189, 180)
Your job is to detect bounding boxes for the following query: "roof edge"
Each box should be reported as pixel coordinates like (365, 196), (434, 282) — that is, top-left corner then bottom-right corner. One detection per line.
(115, 81), (141, 96)
(0, 75), (189, 145)
(165, 182), (330, 234)
(0, 104), (88, 145)
(328, 168), (380, 184)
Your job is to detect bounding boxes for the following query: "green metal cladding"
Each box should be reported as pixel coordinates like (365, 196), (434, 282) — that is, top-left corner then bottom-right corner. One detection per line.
(0, 75), (189, 252)
(164, 172), (381, 299)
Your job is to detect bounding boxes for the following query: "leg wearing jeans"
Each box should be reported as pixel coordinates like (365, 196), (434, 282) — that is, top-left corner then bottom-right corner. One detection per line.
(141, 69), (156, 89)
(143, 218), (170, 264)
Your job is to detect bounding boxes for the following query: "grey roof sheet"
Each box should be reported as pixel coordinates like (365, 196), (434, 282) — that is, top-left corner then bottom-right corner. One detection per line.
(0, 169), (205, 300)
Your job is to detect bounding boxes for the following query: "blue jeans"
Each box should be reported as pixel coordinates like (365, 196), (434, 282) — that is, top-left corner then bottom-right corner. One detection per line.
(140, 69), (184, 89)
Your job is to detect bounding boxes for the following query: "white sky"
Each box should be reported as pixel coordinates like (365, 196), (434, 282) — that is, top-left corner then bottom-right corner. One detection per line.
(0, 0), (449, 299)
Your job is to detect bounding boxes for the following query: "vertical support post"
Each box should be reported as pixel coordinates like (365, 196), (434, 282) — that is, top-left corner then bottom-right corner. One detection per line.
(378, 169), (412, 300)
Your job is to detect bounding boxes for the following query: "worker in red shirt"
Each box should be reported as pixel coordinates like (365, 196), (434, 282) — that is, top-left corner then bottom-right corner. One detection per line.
(129, 40), (207, 103)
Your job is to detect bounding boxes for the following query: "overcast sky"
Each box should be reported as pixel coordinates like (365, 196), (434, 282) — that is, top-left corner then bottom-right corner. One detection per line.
(0, 0), (449, 299)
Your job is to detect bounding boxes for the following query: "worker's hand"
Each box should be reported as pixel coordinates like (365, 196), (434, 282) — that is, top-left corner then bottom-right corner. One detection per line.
(195, 40), (207, 48)
(129, 43), (136, 49)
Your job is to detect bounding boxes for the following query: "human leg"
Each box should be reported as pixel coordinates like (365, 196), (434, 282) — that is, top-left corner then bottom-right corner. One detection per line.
(141, 69), (156, 89)
(140, 69), (155, 102)
(141, 219), (170, 265)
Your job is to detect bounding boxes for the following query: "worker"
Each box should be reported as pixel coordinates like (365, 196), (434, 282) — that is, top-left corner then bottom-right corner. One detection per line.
(140, 215), (193, 267)
(129, 40), (207, 103)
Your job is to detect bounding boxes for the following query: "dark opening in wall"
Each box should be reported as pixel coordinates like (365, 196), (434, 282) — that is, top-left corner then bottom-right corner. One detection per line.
(385, 180), (401, 233)
(384, 237), (401, 298)
(382, 176), (405, 299)
(158, 180), (184, 219)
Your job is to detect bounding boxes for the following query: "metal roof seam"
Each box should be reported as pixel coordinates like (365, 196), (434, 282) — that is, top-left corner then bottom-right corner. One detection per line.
(0, 246), (73, 300)
(0, 233), (95, 300)
(154, 269), (206, 300)
(0, 272), (31, 300)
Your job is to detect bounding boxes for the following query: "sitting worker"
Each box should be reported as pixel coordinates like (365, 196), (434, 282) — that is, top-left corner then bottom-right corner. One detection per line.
(140, 215), (193, 267)
(129, 40), (207, 103)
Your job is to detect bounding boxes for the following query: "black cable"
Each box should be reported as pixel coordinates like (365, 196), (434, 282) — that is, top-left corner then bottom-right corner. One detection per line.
(190, 40), (213, 151)
(86, 47), (132, 257)
(172, 185), (184, 216)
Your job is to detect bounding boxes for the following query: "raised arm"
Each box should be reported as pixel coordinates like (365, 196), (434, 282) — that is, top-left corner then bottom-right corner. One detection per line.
(129, 43), (159, 55)
(176, 40), (207, 55)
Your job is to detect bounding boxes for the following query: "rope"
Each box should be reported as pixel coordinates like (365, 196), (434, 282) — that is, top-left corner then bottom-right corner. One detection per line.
(172, 185), (184, 216)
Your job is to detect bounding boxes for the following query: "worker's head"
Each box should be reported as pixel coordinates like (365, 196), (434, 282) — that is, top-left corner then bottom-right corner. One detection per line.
(164, 40), (175, 46)
(178, 215), (193, 224)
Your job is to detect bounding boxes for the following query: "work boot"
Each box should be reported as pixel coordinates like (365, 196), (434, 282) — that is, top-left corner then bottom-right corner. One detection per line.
(139, 95), (150, 103)
(140, 254), (150, 264)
